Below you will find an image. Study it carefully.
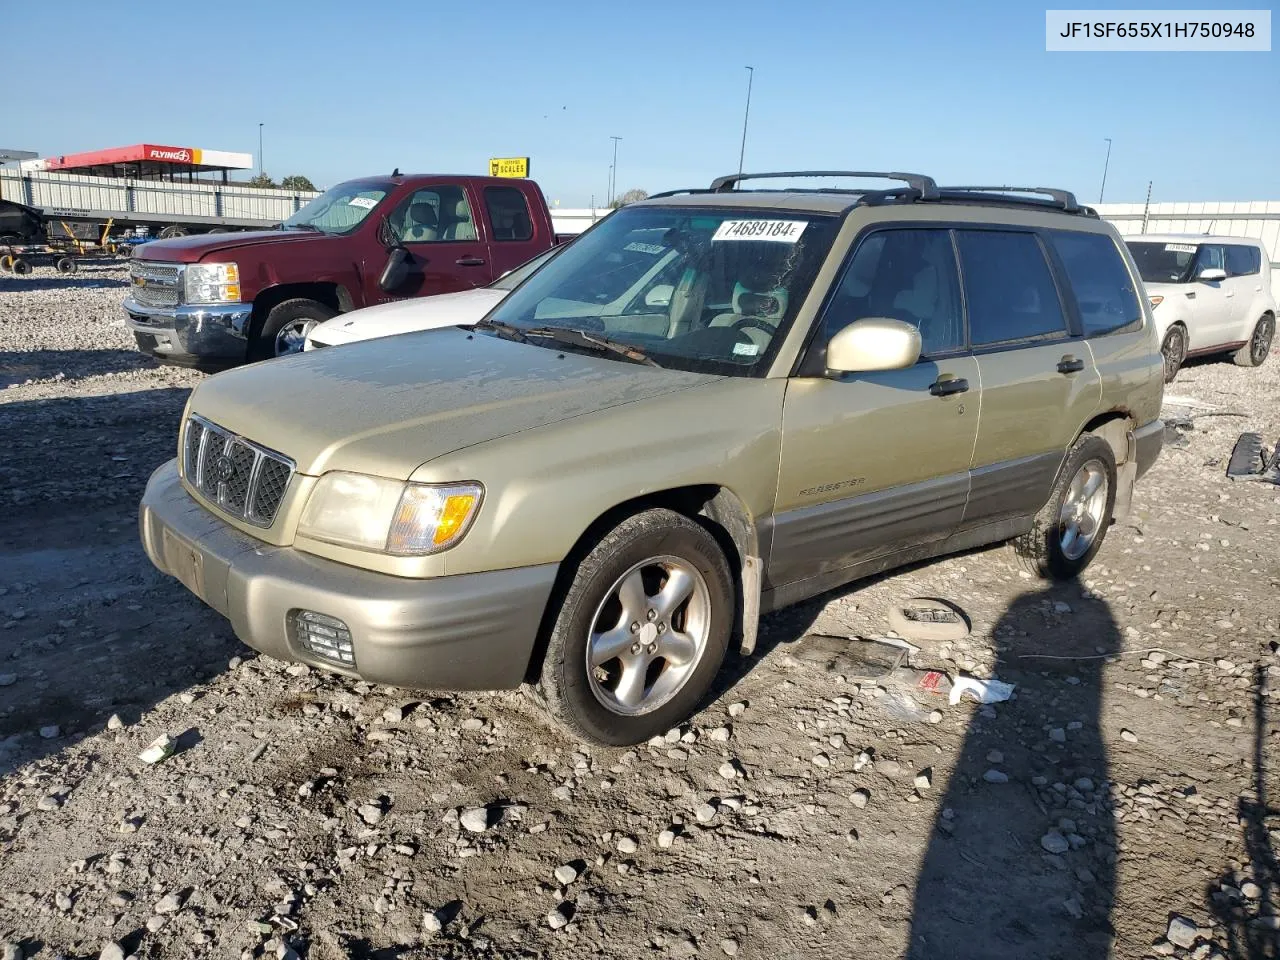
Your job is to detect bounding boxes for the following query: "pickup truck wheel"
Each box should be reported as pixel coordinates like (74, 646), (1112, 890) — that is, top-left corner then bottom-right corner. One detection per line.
(1012, 435), (1116, 580)
(537, 508), (734, 746)
(1160, 325), (1186, 382)
(250, 298), (337, 360)
(1233, 314), (1274, 368)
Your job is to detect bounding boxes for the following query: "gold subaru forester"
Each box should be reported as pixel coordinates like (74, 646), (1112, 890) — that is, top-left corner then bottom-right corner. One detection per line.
(140, 171), (1164, 745)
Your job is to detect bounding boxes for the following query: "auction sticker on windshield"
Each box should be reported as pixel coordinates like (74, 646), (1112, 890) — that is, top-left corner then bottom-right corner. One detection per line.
(1164, 242), (1198, 253)
(713, 220), (807, 243)
(348, 197), (378, 209)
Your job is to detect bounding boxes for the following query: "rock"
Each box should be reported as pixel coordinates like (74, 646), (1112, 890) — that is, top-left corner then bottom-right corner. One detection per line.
(154, 891), (184, 914)
(812, 753), (831, 768)
(709, 726), (732, 743)
(721, 938), (740, 956)
(1215, 659), (1235, 672)
(983, 769), (1009, 784)
(37, 794), (63, 811)
(1074, 777), (1095, 792)
(657, 829), (676, 849)
(138, 734), (176, 764)
(1049, 728), (1066, 743)
(1, 943), (20, 960)
(851, 789), (870, 809)
(914, 770), (932, 791)
(986, 750), (1004, 763)
(617, 836), (638, 854)
(357, 803), (384, 826)
(1241, 881), (1261, 899)
(145, 916), (167, 933)
(728, 701), (746, 717)
(460, 807), (493, 833)
(55, 890), (73, 911)
(1053, 601), (1072, 614)
(547, 902), (573, 930)
(874, 759), (902, 777)
(554, 863), (579, 885)
(39, 725), (60, 740)
(1167, 916), (1198, 949)
(99, 945), (125, 960)
(422, 910), (443, 935)
(694, 803), (718, 824)
(1040, 831), (1070, 854)
(106, 714), (124, 731)
(0, 674), (16, 687)
(718, 762), (737, 780)
(928, 710), (943, 724)
(1120, 729), (1138, 743)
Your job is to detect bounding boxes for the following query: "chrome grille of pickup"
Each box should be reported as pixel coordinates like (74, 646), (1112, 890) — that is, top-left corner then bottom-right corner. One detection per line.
(129, 260), (182, 308)
(183, 415), (295, 527)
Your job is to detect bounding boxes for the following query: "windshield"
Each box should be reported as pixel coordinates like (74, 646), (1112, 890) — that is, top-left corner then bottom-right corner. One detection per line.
(1126, 240), (1197, 284)
(281, 179), (390, 235)
(490, 245), (561, 291)
(483, 206), (838, 375)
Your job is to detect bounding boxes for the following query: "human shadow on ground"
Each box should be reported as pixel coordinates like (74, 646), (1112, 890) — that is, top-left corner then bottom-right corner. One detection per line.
(1207, 664), (1280, 959)
(904, 588), (1122, 959)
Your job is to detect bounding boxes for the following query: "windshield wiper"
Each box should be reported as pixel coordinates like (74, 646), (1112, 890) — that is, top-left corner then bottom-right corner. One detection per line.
(472, 318), (533, 344)
(526, 327), (660, 367)
(283, 223), (322, 232)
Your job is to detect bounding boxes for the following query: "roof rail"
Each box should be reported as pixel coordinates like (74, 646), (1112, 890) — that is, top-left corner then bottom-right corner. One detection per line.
(710, 170), (940, 200)
(646, 188), (713, 200)
(939, 186), (1081, 213)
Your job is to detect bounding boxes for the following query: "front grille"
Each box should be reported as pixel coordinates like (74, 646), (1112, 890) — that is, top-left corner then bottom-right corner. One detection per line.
(183, 415), (294, 527)
(129, 260), (182, 308)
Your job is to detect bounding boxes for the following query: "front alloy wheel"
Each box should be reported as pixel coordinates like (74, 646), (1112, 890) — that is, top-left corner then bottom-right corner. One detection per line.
(274, 319), (319, 355)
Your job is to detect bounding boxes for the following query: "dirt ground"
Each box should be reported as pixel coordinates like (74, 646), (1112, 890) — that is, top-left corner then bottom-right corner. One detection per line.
(1, 264), (1278, 960)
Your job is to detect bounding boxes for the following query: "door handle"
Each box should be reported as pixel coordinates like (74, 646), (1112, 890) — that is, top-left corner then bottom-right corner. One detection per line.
(456, 257), (486, 267)
(929, 376), (969, 397)
(1185, 292), (1196, 299)
(1057, 355), (1085, 374)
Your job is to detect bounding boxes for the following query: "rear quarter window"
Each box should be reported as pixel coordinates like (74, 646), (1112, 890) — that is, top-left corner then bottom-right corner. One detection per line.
(1049, 231), (1143, 337)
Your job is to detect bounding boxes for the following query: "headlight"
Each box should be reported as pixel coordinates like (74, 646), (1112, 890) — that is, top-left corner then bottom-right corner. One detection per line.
(185, 262), (241, 304)
(297, 473), (483, 556)
(1148, 295), (1164, 309)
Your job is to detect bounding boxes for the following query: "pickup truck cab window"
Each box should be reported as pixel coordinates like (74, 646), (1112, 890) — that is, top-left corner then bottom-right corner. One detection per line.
(281, 180), (389, 235)
(485, 186), (534, 241)
(483, 205), (837, 376)
(391, 185), (478, 243)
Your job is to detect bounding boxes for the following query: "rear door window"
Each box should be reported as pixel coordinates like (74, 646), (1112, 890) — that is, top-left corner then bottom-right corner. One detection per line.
(484, 186), (534, 241)
(955, 230), (1068, 346)
(826, 228), (964, 356)
(1048, 231), (1142, 336)
(1225, 244), (1262, 277)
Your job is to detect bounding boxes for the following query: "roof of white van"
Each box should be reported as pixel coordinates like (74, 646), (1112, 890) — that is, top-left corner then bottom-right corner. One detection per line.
(1126, 233), (1263, 246)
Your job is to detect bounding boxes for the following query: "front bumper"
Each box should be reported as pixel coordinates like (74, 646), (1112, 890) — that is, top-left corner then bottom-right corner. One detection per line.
(123, 296), (253, 363)
(138, 459), (559, 690)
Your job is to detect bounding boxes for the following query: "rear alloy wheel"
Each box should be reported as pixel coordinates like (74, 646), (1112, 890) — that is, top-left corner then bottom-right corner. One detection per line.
(250, 298), (337, 361)
(1161, 325), (1186, 383)
(1233, 315), (1274, 368)
(536, 508), (734, 745)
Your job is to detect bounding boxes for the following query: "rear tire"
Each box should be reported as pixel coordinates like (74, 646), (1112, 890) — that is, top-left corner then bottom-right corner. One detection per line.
(1232, 314), (1274, 368)
(11, 258), (31, 276)
(1160, 325), (1186, 383)
(1012, 435), (1116, 580)
(536, 508), (734, 745)
(157, 225), (187, 240)
(249, 298), (337, 360)
(56, 257), (77, 274)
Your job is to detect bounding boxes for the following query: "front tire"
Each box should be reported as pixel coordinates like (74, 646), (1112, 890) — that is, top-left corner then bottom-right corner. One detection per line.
(249, 298), (337, 360)
(1232, 314), (1274, 368)
(1012, 435), (1117, 580)
(1161, 325), (1186, 383)
(536, 508), (734, 745)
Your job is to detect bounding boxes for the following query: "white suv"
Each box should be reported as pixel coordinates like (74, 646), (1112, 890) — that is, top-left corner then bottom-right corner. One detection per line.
(1126, 234), (1276, 381)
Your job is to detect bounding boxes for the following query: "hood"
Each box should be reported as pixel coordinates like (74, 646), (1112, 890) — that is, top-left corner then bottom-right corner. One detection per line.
(189, 327), (719, 478)
(134, 229), (331, 262)
(307, 288), (508, 348)
(1140, 280), (1187, 298)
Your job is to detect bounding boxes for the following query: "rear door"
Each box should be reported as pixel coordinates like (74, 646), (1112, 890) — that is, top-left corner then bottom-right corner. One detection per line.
(771, 226), (979, 587)
(957, 228), (1101, 528)
(369, 182), (492, 303)
(482, 184), (549, 279)
(1224, 243), (1265, 339)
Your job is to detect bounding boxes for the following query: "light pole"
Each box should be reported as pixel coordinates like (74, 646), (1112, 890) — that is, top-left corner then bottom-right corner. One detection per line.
(609, 136), (622, 206)
(737, 66), (754, 184)
(1099, 137), (1112, 203)
(258, 123), (264, 177)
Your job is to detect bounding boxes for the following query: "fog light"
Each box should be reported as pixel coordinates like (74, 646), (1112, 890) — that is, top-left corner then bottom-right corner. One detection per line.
(292, 610), (355, 667)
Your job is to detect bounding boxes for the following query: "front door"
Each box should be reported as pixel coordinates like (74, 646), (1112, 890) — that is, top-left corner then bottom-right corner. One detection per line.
(771, 227), (979, 588)
(366, 183), (492, 304)
(955, 229), (1102, 526)
(1186, 243), (1231, 349)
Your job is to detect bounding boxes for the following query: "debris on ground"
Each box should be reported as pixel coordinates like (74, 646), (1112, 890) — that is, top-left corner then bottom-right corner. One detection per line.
(887, 597), (971, 642)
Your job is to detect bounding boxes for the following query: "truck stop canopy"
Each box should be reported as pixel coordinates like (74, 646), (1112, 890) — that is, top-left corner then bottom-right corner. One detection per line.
(19, 144), (254, 182)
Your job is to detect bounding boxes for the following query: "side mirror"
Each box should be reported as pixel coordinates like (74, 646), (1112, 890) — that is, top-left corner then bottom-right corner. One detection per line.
(644, 283), (674, 308)
(379, 247), (411, 292)
(1197, 267), (1227, 282)
(826, 317), (921, 374)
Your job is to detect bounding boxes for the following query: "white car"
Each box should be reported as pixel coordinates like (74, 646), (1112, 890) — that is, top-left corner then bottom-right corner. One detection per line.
(1125, 234), (1276, 382)
(304, 246), (562, 350)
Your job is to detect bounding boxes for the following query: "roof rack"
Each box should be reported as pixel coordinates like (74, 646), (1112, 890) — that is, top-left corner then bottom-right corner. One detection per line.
(939, 186), (1082, 213)
(646, 187), (714, 200)
(710, 170), (940, 200)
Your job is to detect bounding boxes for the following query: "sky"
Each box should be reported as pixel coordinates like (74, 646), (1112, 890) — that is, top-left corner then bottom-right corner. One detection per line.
(3, 0), (1276, 207)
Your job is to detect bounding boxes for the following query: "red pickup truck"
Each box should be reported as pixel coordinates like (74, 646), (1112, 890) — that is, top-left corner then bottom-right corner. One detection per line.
(122, 173), (559, 364)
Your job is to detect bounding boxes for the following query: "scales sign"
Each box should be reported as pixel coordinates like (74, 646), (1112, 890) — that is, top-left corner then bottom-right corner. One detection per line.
(489, 157), (530, 178)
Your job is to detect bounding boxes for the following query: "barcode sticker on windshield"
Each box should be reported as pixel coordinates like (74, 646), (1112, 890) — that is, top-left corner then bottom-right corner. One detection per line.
(713, 220), (807, 243)
(1164, 242), (1197, 254)
(348, 197), (378, 210)
(733, 341), (761, 356)
(624, 241), (665, 255)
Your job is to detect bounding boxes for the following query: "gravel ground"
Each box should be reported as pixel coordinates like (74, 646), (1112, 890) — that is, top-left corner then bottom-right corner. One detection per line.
(1, 264), (1278, 960)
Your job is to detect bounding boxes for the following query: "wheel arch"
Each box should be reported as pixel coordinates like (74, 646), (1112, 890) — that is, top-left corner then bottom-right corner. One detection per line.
(521, 484), (761, 684)
(248, 282), (354, 346)
(1075, 410), (1137, 521)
